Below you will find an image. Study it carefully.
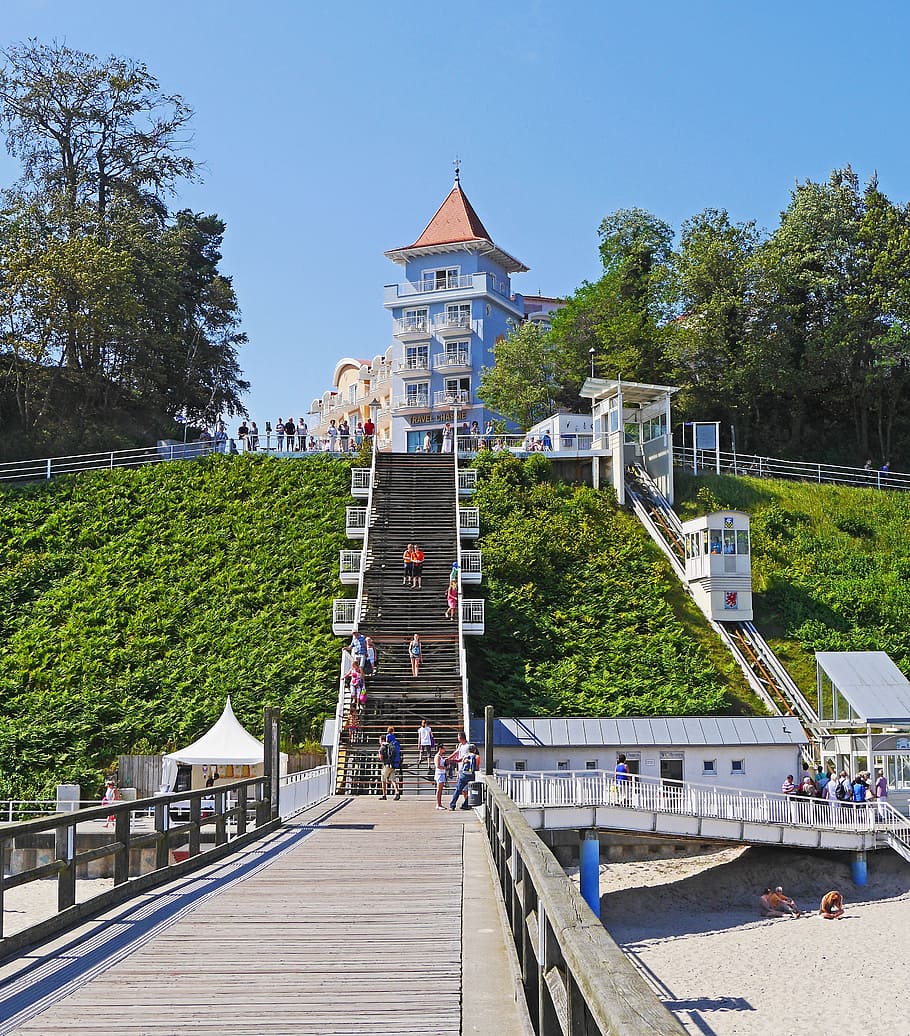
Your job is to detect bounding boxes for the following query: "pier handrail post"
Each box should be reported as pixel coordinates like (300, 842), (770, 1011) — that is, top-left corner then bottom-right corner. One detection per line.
(55, 819), (76, 913)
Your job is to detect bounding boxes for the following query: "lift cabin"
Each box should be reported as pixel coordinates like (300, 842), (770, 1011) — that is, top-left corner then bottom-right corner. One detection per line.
(682, 510), (753, 622)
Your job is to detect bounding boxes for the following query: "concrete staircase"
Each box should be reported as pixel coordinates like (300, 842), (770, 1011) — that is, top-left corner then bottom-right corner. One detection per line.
(335, 453), (466, 795)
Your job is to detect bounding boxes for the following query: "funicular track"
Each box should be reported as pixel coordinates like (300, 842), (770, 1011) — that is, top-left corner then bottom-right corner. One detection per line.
(625, 465), (825, 738)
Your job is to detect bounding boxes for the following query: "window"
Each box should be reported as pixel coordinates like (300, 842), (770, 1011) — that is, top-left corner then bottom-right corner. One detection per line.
(445, 377), (470, 404)
(585, 760), (598, 771)
(348, 384), (357, 403)
(446, 302), (471, 328)
(702, 759), (717, 775)
(514, 759), (526, 772)
(404, 345), (428, 370)
(557, 759), (570, 771)
(405, 382), (428, 407)
(444, 340), (470, 364)
(402, 307), (428, 332)
(731, 759), (745, 775)
(422, 267), (459, 291)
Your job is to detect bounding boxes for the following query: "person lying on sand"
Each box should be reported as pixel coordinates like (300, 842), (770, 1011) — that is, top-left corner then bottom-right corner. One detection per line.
(819, 890), (845, 919)
(768, 885), (801, 917)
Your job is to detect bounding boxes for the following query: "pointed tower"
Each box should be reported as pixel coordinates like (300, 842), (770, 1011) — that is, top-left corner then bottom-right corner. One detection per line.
(382, 172), (528, 452)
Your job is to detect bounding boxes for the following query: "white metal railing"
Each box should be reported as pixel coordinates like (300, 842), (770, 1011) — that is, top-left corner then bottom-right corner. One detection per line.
(458, 507), (479, 533)
(433, 389), (471, 408)
(398, 274), (475, 296)
(278, 765), (333, 819)
(460, 549), (482, 577)
(339, 549), (363, 575)
(332, 599), (356, 628)
(432, 349), (471, 370)
(351, 468), (371, 494)
(676, 445), (910, 491)
(370, 366), (391, 385)
(0, 442), (218, 484)
(455, 433), (595, 454)
(345, 506), (367, 531)
(461, 599), (484, 628)
(452, 426), (471, 740)
(496, 769), (899, 835)
(433, 314), (474, 334)
(392, 395), (430, 411)
(458, 468), (478, 492)
(392, 316), (431, 336)
(395, 356), (430, 373)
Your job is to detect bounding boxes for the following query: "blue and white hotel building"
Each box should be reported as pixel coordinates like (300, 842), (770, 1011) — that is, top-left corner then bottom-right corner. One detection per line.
(308, 175), (558, 451)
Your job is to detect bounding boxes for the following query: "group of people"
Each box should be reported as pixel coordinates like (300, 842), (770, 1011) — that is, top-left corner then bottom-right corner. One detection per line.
(782, 765), (889, 817)
(759, 885), (845, 920)
(376, 724), (480, 811)
(203, 416), (376, 455)
(344, 629), (379, 713)
(402, 544), (425, 589)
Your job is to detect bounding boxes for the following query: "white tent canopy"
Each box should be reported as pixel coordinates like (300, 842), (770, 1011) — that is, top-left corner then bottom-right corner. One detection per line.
(164, 697), (285, 766)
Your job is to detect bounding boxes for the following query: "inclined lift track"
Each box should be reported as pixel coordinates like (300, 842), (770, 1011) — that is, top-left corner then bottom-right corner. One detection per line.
(625, 466), (827, 739)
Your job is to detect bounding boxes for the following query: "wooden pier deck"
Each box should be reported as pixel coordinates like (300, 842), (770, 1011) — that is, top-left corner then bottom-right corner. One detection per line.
(1, 797), (528, 1036)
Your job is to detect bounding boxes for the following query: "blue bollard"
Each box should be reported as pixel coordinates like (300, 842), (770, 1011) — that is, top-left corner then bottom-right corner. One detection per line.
(580, 830), (601, 918)
(851, 851), (867, 886)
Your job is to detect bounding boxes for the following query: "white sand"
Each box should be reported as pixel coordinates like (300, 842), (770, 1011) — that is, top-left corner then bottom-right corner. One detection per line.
(2, 877), (113, 938)
(572, 845), (910, 1036)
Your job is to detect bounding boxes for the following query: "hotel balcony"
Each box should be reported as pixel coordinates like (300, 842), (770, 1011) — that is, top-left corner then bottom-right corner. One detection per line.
(339, 549), (363, 585)
(332, 599), (356, 636)
(461, 599), (484, 636)
(460, 549), (482, 583)
(433, 389), (472, 410)
(384, 273), (523, 319)
(433, 314), (476, 339)
(346, 507), (367, 539)
(395, 356), (430, 378)
(392, 317), (432, 342)
(371, 366), (391, 387)
(351, 468), (371, 498)
(432, 348), (472, 373)
(392, 395), (431, 416)
(459, 506), (480, 539)
(458, 468), (478, 495)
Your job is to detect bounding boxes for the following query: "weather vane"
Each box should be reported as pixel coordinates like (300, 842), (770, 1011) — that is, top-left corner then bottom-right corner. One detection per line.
(453, 155), (461, 184)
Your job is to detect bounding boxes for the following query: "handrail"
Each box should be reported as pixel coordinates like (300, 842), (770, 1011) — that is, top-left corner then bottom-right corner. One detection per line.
(483, 778), (686, 1036)
(676, 445), (910, 492)
(453, 442), (470, 736)
(496, 769), (893, 834)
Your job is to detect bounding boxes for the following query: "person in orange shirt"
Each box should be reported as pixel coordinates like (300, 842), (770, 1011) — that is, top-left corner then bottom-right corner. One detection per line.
(402, 543), (414, 587)
(411, 544), (424, 588)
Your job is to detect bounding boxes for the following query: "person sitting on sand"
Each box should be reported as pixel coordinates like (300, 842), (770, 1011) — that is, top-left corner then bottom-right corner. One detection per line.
(768, 885), (801, 917)
(760, 887), (795, 918)
(819, 890), (845, 919)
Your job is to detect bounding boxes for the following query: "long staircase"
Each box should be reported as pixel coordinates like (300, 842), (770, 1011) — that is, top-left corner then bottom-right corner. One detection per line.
(335, 453), (466, 796)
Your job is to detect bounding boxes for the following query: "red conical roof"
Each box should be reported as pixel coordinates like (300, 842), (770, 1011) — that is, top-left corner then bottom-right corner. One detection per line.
(408, 183), (492, 248)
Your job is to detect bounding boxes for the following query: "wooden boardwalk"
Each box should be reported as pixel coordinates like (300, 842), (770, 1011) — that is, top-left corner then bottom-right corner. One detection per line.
(1, 796), (515, 1036)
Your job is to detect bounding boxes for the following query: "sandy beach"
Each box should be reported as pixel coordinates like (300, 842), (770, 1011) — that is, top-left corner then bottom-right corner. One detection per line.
(571, 844), (910, 1036)
(2, 877), (114, 939)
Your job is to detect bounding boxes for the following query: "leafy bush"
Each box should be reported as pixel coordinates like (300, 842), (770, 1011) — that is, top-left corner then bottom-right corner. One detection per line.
(0, 454), (351, 798)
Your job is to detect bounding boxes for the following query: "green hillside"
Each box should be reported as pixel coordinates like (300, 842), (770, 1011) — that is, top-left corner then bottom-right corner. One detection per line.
(466, 453), (755, 717)
(674, 472), (910, 694)
(0, 455), (350, 799)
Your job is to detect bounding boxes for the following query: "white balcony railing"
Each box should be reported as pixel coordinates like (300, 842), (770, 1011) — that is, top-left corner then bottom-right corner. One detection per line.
(458, 468), (478, 494)
(393, 317), (431, 338)
(398, 274), (475, 296)
(351, 469), (371, 497)
(345, 507), (367, 538)
(432, 349), (471, 370)
(370, 366), (391, 386)
(433, 314), (475, 338)
(332, 599), (356, 635)
(339, 550), (363, 585)
(433, 389), (471, 408)
(392, 395), (431, 412)
(461, 599), (484, 635)
(460, 550), (482, 582)
(459, 507), (480, 538)
(395, 356), (430, 375)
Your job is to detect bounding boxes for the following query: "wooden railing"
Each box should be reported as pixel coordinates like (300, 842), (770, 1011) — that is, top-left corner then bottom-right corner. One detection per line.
(483, 779), (685, 1036)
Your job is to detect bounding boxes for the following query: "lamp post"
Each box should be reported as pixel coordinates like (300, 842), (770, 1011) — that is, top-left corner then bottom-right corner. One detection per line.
(589, 347), (595, 379)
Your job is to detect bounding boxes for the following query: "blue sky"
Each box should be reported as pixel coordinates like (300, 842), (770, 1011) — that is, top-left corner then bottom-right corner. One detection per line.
(3, 1), (910, 430)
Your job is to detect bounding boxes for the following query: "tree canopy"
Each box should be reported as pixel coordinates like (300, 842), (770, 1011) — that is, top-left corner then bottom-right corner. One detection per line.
(0, 40), (248, 457)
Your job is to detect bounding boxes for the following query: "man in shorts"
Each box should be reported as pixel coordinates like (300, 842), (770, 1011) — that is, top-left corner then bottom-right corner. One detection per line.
(402, 544), (414, 587)
(411, 544), (424, 589)
(379, 729), (401, 801)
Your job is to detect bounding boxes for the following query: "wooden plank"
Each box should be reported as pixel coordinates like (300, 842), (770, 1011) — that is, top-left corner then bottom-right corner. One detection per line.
(10, 797), (472, 1035)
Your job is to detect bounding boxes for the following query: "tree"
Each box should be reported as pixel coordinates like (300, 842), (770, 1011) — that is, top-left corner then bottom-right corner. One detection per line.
(478, 320), (562, 429)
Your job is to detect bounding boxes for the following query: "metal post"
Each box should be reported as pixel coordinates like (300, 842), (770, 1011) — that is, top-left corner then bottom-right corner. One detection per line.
(580, 829), (601, 918)
(46, 458), (52, 480)
(484, 705), (494, 777)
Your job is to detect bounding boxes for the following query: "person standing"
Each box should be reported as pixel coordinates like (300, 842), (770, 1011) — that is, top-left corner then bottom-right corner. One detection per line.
(875, 769), (889, 820)
(402, 543), (414, 587)
(284, 418), (296, 451)
(445, 581), (458, 621)
(433, 742), (448, 809)
(205, 769), (220, 788)
(364, 636), (377, 677)
(417, 719), (435, 768)
(423, 431), (432, 453)
(248, 422), (259, 451)
(339, 418), (350, 453)
(101, 779), (121, 828)
(408, 633), (422, 677)
(441, 422), (454, 453)
(411, 544), (424, 589)
(378, 735), (400, 801)
(449, 743), (480, 810)
(615, 753), (630, 805)
(327, 420), (338, 453)
(276, 418), (285, 451)
(296, 418), (307, 450)
(363, 417), (375, 443)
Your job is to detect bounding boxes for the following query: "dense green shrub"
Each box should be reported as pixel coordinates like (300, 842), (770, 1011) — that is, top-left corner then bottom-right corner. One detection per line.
(467, 453), (734, 717)
(0, 454), (351, 799)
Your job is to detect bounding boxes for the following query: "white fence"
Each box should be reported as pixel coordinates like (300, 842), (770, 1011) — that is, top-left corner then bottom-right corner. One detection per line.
(278, 765), (333, 819)
(496, 769), (910, 836)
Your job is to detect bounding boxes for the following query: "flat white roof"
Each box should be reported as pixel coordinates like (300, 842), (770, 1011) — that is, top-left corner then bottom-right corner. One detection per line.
(470, 715), (808, 748)
(816, 652), (910, 723)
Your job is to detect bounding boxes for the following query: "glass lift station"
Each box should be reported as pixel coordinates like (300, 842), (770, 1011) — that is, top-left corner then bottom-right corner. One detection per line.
(682, 511), (754, 622)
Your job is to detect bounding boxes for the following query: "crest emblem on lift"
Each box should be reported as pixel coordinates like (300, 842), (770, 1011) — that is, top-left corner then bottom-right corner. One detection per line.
(723, 516), (734, 528)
